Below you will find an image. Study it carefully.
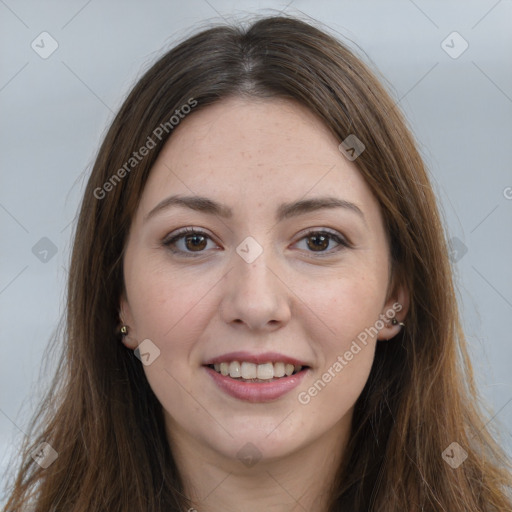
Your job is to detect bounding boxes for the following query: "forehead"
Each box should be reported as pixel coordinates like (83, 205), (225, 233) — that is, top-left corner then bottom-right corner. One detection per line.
(138, 96), (379, 223)
(157, 96), (346, 175)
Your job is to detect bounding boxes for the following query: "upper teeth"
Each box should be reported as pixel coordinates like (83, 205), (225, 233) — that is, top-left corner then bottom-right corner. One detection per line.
(212, 361), (302, 380)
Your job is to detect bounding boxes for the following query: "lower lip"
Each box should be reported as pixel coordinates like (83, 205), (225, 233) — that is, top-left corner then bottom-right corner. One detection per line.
(204, 366), (309, 403)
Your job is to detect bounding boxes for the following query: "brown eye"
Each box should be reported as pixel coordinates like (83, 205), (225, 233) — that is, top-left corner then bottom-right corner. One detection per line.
(163, 228), (218, 256)
(306, 233), (330, 252)
(184, 233), (207, 251)
(295, 230), (349, 255)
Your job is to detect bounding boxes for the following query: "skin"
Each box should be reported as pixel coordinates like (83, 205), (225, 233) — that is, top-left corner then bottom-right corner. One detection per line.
(120, 96), (409, 512)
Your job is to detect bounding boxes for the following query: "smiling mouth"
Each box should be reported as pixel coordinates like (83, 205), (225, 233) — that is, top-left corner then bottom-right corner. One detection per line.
(206, 361), (307, 382)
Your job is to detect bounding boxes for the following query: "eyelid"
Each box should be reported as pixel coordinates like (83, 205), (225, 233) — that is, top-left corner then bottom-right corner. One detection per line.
(162, 226), (214, 243)
(293, 226), (350, 245)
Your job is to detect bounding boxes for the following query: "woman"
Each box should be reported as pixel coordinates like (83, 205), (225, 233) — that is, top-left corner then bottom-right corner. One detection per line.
(4, 14), (511, 512)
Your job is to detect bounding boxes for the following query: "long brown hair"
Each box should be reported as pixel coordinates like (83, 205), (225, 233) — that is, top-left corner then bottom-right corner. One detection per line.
(3, 14), (511, 512)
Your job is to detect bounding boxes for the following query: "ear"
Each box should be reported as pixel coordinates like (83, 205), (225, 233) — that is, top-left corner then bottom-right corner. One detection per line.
(377, 278), (410, 341)
(119, 293), (138, 350)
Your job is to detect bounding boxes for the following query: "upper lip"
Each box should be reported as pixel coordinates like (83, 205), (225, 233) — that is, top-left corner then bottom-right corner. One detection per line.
(203, 351), (309, 367)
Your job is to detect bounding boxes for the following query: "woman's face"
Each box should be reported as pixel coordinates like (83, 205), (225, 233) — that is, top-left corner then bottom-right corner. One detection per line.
(120, 96), (407, 464)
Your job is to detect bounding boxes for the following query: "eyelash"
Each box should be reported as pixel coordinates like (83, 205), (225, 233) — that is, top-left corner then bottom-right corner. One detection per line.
(162, 227), (351, 258)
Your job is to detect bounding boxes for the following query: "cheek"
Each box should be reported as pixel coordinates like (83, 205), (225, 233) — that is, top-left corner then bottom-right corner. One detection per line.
(319, 270), (385, 338)
(304, 269), (385, 396)
(126, 267), (210, 400)
(125, 254), (206, 337)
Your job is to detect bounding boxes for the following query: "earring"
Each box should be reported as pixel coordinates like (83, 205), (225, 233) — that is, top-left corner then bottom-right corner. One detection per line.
(390, 318), (405, 328)
(119, 324), (129, 336)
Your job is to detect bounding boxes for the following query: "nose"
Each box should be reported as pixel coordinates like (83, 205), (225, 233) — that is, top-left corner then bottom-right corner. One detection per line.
(219, 246), (292, 332)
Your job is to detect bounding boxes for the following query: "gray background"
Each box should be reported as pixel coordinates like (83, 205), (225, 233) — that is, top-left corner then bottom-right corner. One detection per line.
(1, 0), (511, 499)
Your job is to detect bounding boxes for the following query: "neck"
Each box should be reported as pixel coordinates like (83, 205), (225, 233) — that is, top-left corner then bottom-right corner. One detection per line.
(167, 418), (350, 512)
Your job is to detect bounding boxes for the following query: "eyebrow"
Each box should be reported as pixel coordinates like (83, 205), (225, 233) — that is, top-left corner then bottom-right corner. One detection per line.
(144, 194), (366, 225)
